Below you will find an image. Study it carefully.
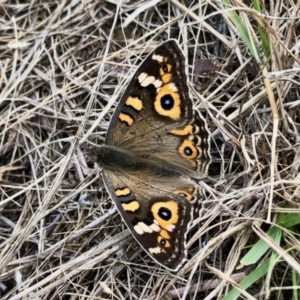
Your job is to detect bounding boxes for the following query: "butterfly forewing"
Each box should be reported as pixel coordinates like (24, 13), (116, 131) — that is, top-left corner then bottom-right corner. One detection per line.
(106, 40), (192, 145)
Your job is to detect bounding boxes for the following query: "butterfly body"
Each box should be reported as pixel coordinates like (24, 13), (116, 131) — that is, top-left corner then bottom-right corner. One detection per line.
(97, 40), (211, 271)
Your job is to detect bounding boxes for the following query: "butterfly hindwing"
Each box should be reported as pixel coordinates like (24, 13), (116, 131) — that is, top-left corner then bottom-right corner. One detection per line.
(102, 169), (193, 271)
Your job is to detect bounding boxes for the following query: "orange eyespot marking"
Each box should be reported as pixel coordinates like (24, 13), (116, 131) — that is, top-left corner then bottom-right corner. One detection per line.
(158, 236), (171, 248)
(119, 113), (134, 126)
(154, 84), (181, 120)
(160, 63), (172, 74)
(122, 201), (139, 212)
(126, 96), (143, 111)
(151, 201), (179, 230)
(160, 64), (172, 83)
(174, 190), (193, 201)
(178, 139), (198, 160)
(115, 187), (131, 197)
(170, 125), (193, 136)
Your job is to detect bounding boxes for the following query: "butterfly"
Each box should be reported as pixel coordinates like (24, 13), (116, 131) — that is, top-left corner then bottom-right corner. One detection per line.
(95, 40), (211, 271)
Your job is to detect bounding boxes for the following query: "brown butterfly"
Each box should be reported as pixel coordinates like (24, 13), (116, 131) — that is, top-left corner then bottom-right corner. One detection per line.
(95, 40), (211, 271)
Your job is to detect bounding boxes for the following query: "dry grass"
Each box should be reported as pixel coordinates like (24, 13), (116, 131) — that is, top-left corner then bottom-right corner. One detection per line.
(1, 0), (300, 299)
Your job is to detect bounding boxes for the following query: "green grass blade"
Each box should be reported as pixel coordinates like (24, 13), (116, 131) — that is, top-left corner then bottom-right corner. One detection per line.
(241, 226), (282, 265)
(223, 258), (271, 300)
